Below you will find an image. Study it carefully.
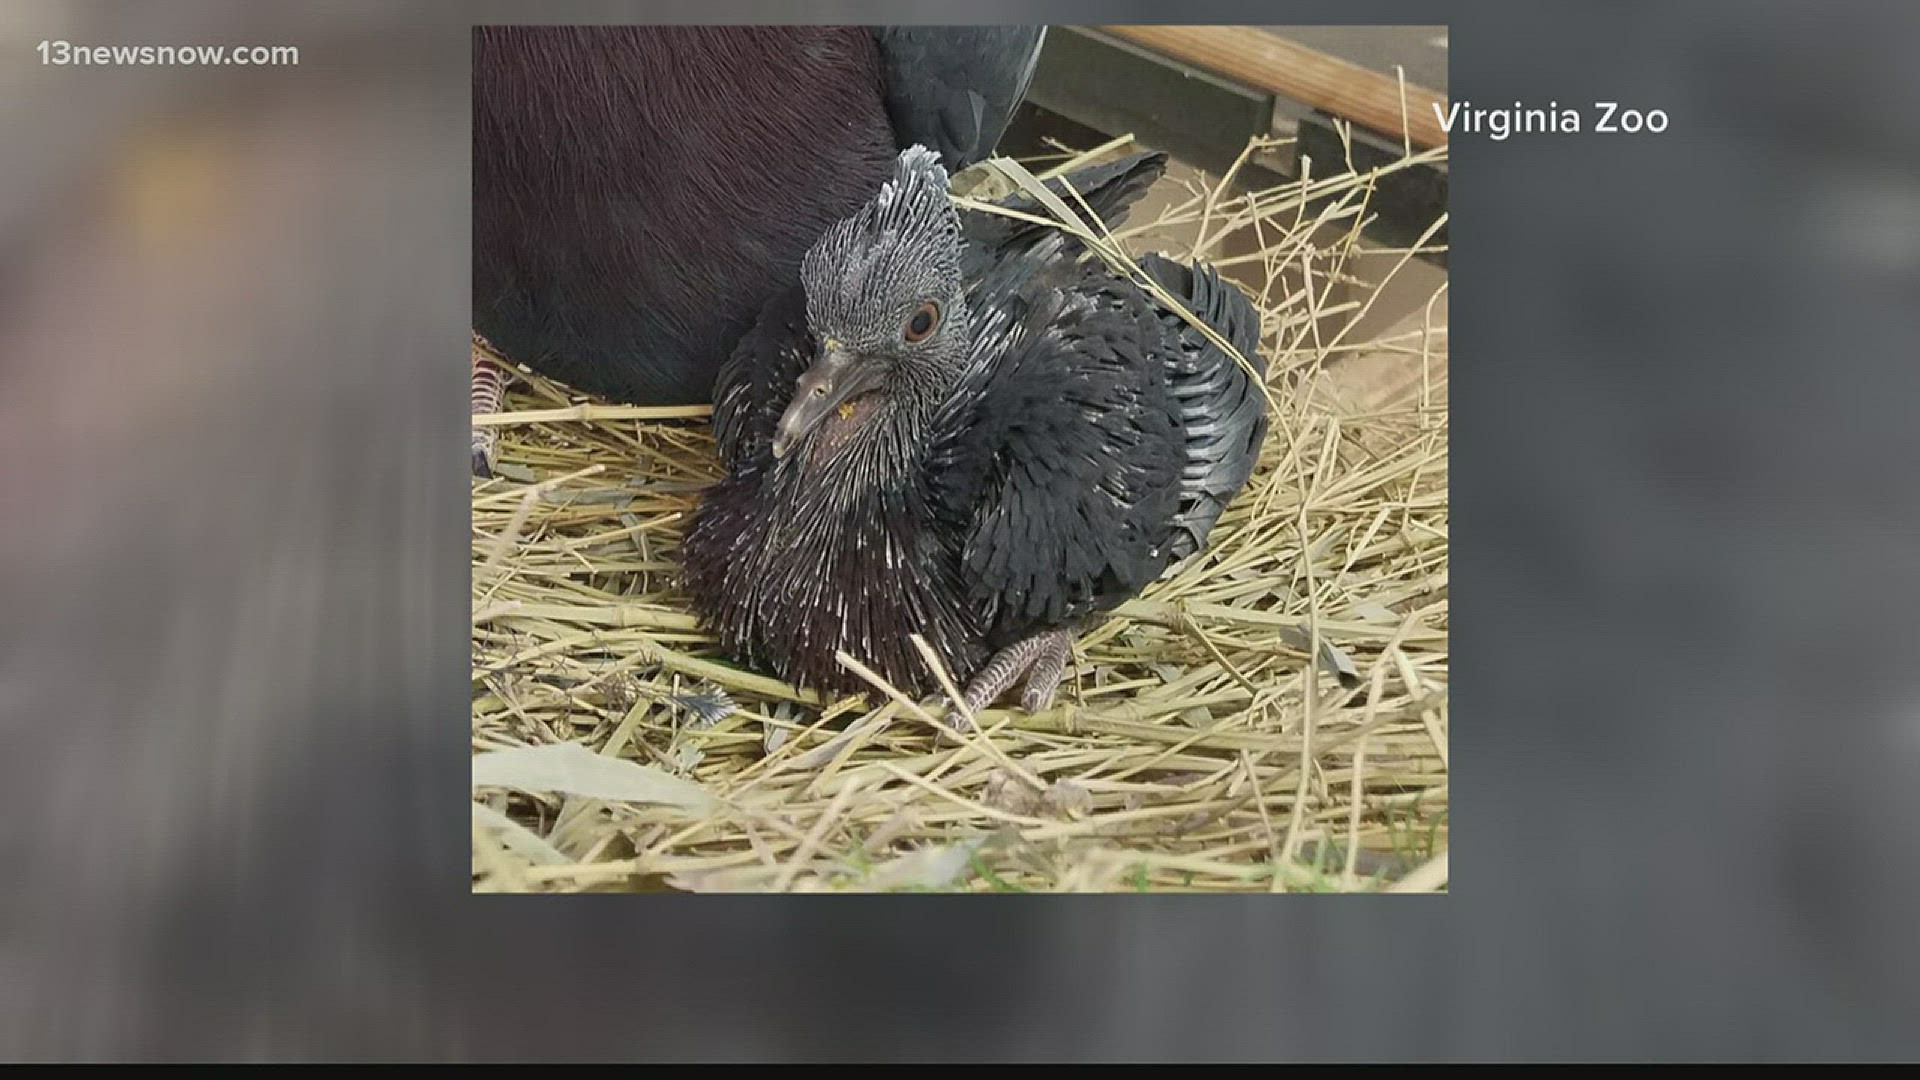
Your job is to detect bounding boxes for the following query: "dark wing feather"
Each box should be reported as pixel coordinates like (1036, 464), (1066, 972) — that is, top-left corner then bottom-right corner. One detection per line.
(928, 272), (1188, 647)
(710, 285), (812, 471)
(1135, 253), (1271, 560)
(958, 150), (1169, 282)
(872, 27), (1046, 171)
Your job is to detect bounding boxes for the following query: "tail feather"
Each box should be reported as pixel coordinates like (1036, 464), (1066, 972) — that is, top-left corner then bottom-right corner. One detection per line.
(959, 150), (1170, 315)
(1137, 252), (1270, 560)
(1023, 149), (1169, 229)
(961, 150), (1169, 256)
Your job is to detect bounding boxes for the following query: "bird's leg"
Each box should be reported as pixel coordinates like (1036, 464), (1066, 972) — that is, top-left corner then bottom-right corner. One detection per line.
(962, 629), (1074, 714)
(1016, 630), (1074, 711)
(471, 334), (512, 478)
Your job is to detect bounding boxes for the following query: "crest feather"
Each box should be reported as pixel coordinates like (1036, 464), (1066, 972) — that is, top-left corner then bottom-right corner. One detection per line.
(801, 145), (961, 333)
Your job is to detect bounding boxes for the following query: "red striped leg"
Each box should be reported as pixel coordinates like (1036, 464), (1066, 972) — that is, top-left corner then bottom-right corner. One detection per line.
(471, 335), (511, 477)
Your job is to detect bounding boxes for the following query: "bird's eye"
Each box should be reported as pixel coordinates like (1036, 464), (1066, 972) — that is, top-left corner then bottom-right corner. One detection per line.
(903, 302), (940, 343)
(810, 384), (828, 398)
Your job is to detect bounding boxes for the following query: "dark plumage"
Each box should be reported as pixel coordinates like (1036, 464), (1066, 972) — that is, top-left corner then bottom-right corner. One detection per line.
(872, 27), (1044, 173)
(471, 26), (1044, 410)
(683, 148), (1270, 711)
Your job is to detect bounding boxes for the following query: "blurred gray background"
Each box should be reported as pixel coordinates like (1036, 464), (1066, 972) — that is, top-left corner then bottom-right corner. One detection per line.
(3, 0), (1919, 1062)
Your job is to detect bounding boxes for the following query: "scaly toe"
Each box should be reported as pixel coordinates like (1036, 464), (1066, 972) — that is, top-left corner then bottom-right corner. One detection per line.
(929, 694), (977, 736)
(960, 678), (1009, 717)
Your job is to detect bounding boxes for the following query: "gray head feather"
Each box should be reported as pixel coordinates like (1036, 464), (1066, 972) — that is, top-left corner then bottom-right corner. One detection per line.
(799, 146), (965, 366)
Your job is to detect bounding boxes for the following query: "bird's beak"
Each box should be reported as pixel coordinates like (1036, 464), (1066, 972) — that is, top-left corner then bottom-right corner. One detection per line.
(771, 342), (887, 460)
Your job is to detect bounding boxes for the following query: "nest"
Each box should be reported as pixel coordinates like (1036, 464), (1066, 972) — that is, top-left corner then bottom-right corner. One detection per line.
(472, 131), (1449, 893)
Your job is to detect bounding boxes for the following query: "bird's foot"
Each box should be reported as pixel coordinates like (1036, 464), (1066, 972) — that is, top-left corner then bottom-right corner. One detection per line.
(961, 629), (1073, 714)
(924, 693), (977, 739)
(471, 335), (512, 478)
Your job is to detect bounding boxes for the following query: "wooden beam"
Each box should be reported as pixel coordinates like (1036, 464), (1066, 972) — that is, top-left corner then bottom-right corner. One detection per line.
(1024, 28), (1276, 179)
(1101, 26), (1450, 150)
